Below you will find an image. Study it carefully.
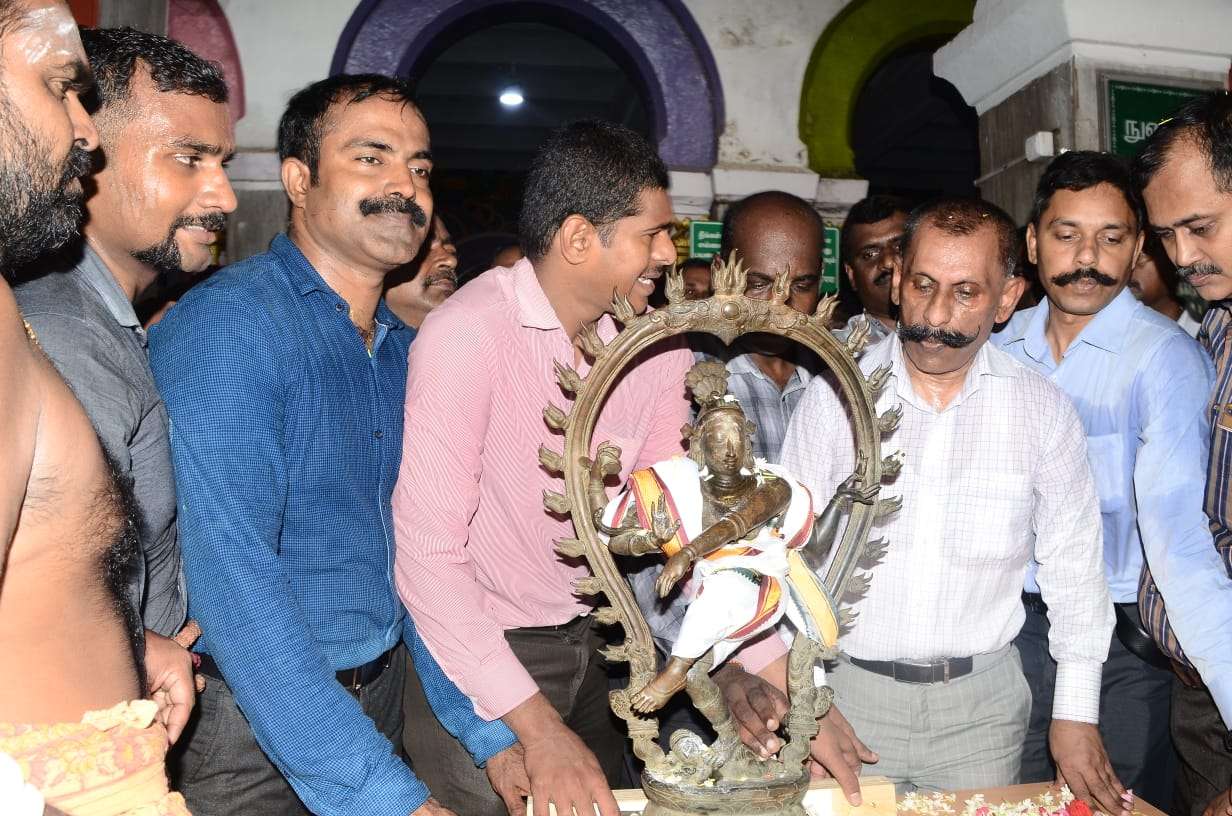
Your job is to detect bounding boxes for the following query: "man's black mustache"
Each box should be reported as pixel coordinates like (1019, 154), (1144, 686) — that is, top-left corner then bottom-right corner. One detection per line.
(1177, 262), (1223, 281)
(1051, 267), (1117, 287)
(897, 322), (977, 348)
(359, 195), (427, 227)
(873, 269), (893, 286)
(172, 212), (227, 232)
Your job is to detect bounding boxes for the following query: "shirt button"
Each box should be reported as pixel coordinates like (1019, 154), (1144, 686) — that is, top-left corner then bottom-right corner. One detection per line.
(335, 303), (345, 312)
(374, 430), (384, 439)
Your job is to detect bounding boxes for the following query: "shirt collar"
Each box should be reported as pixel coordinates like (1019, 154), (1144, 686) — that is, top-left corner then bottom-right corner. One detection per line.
(512, 257), (619, 342)
(270, 233), (406, 332)
(512, 258), (562, 330)
(726, 349), (812, 388)
(77, 244), (141, 331)
(886, 333), (1015, 412)
(1071, 287), (1136, 354)
(1007, 287), (1137, 364)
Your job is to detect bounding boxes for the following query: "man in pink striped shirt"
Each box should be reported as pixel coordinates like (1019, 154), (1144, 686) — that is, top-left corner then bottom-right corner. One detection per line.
(393, 120), (696, 816)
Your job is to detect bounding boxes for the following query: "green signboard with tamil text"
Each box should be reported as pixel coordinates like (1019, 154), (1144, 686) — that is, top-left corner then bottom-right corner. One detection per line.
(821, 225), (840, 295)
(1107, 79), (1205, 157)
(688, 220), (723, 260)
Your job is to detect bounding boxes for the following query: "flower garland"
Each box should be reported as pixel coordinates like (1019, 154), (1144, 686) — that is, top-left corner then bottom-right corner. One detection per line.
(900, 786), (1107, 816)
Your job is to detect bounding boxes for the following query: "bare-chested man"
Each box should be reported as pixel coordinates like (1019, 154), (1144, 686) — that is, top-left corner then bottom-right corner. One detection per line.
(0, 2), (187, 813)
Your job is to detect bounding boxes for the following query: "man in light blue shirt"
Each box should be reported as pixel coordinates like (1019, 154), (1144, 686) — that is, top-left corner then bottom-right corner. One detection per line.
(996, 151), (1229, 807)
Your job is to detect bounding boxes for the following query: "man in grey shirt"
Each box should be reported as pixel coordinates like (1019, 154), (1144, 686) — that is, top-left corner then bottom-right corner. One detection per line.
(15, 27), (236, 739)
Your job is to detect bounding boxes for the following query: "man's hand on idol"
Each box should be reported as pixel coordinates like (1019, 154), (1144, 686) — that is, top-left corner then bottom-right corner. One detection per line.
(713, 662), (789, 757)
(1050, 720), (1128, 816)
(486, 742), (530, 816)
(807, 704), (877, 807)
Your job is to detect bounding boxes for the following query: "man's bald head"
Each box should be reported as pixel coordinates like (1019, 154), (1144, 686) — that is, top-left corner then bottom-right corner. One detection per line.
(719, 190), (824, 314)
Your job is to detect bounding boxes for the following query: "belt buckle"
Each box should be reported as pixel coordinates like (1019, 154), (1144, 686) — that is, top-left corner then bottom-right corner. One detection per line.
(341, 667), (362, 694)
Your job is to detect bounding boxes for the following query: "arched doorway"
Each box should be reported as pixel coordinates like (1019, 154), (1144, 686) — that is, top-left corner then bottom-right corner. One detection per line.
(850, 40), (979, 198)
(798, 0), (977, 190)
(333, 0), (722, 276)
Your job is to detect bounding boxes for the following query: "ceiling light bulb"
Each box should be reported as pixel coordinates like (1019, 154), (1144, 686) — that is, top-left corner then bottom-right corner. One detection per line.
(499, 88), (524, 107)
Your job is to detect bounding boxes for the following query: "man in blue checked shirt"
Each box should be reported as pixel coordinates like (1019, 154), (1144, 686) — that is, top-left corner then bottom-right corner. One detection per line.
(996, 150), (1232, 809)
(150, 74), (527, 816)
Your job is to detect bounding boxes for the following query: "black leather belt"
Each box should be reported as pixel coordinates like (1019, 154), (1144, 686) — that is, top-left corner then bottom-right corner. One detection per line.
(849, 655), (974, 684)
(1022, 592), (1171, 672)
(197, 646), (395, 696)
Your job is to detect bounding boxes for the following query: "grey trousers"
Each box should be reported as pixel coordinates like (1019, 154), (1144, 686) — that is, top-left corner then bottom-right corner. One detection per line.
(1172, 680), (1232, 816)
(827, 645), (1031, 793)
(402, 616), (625, 816)
(1015, 605), (1176, 808)
(169, 646), (406, 816)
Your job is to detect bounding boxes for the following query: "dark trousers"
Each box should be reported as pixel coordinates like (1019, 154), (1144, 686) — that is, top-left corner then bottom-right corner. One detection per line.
(169, 645), (406, 816)
(1015, 604), (1176, 808)
(402, 616), (625, 816)
(1172, 680), (1232, 816)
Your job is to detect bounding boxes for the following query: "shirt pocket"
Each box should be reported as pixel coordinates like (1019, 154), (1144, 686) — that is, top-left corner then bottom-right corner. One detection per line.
(1084, 433), (1126, 515)
(945, 469), (1033, 565)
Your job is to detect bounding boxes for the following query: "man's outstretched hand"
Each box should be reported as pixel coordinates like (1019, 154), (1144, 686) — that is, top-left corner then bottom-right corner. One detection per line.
(504, 693), (618, 816)
(486, 743), (531, 816)
(807, 705), (878, 807)
(411, 798), (459, 816)
(1050, 720), (1128, 816)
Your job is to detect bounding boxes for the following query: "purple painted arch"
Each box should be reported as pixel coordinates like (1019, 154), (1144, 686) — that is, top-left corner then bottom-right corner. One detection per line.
(330, 0), (723, 172)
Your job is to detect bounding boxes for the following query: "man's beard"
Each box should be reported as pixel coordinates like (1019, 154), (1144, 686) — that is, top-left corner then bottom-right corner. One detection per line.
(897, 321), (978, 348)
(359, 194), (428, 227)
(131, 212), (227, 277)
(1177, 261), (1224, 281)
(1050, 267), (1118, 287)
(0, 101), (93, 273)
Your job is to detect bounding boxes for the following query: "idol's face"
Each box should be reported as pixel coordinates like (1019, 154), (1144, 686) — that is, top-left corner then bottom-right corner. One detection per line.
(700, 411), (748, 478)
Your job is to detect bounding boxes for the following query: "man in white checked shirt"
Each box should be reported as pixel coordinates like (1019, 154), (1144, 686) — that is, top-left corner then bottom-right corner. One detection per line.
(780, 197), (1124, 815)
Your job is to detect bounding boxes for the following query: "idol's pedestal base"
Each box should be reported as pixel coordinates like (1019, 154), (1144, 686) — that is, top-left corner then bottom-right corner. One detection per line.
(528, 776), (896, 815)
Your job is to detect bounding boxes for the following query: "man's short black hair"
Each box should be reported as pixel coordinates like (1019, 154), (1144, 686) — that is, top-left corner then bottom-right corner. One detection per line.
(680, 256), (711, 271)
(1133, 91), (1232, 195)
(901, 197), (1021, 278)
(840, 194), (911, 267)
(1029, 150), (1144, 230)
(518, 119), (668, 262)
(719, 190), (824, 260)
(80, 27), (227, 118)
(278, 73), (416, 183)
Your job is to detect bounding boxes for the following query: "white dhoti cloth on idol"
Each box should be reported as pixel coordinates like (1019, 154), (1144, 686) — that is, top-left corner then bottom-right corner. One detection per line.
(602, 457), (839, 666)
